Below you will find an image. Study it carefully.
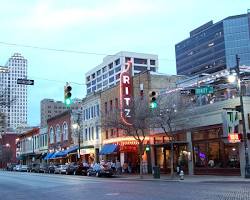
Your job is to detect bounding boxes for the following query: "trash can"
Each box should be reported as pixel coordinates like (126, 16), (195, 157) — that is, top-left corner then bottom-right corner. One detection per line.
(153, 166), (160, 179)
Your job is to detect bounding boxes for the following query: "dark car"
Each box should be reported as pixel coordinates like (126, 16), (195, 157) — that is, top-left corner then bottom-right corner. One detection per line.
(87, 164), (113, 177)
(6, 163), (17, 171)
(66, 163), (88, 175)
(48, 164), (57, 174)
(39, 164), (49, 173)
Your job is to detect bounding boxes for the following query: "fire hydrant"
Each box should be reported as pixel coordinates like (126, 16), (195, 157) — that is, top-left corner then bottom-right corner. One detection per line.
(179, 170), (184, 180)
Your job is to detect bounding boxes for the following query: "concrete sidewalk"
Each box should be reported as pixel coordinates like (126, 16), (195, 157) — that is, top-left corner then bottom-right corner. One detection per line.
(114, 174), (250, 183)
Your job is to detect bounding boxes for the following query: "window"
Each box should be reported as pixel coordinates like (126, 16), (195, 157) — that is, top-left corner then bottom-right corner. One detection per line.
(110, 100), (113, 111)
(96, 126), (99, 139)
(109, 70), (114, 76)
(150, 60), (156, 65)
(89, 127), (91, 140)
(111, 129), (114, 136)
(56, 125), (61, 143)
(115, 98), (118, 109)
(105, 102), (108, 114)
(85, 128), (88, 140)
(150, 67), (156, 72)
(96, 104), (100, 116)
(92, 127), (94, 140)
(108, 63), (113, 69)
(109, 76), (114, 83)
(134, 65), (147, 71)
(92, 73), (96, 79)
(62, 122), (68, 141)
(103, 73), (108, 79)
(97, 70), (101, 76)
(102, 66), (107, 73)
(91, 106), (94, 118)
(115, 66), (121, 72)
(125, 57), (131, 63)
(115, 59), (120, 66)
(49, 127), (54, 144)
(134, 58), (147, 64)
(86, 76), (90, 82)
(106, 130), (108, 139)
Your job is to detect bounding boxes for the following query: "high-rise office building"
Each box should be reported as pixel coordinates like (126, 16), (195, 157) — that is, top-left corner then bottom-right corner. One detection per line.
(0, 53), (27, 130)
(85, 51), (158, 95)
(175, 11), (250, 76)
(40, 98), (80, 128)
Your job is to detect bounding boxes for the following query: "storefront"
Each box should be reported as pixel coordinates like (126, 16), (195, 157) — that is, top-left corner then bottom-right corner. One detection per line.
(192, 126), (240, 175)
(152, 133), (189, 174)
(101, 137), (150, 173)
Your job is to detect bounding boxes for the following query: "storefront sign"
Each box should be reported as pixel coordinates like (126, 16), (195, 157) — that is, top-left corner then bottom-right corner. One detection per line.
(120, 145), (137, 152)
(120, 61), (133, 125)
(222, 110), (239, 137)
(228, 133), (241, 143)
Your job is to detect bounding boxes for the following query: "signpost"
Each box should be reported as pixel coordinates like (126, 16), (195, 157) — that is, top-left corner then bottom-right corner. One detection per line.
(17, 79), (34, 85)
(195, 86), (213, 95)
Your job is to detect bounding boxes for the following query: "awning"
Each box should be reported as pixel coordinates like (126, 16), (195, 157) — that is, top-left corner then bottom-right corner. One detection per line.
(43, 152), (55, 160)
(67, 145), (78, 154)
(54, 146), (78, 158)
(99, 144), (118, 155)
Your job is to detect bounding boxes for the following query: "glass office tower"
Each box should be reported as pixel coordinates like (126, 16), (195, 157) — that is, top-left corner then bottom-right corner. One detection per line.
(175, 11), (250, 76)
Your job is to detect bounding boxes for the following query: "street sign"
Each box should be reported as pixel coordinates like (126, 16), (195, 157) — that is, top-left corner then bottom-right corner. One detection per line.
(180, 89), (195, 95)
(17, 78), (34, 85)
(195, 86), (213, 95)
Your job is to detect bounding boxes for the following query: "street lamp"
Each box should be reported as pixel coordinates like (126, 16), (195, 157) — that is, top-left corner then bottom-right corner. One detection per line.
(230, 55), (250, 178)
(72, 112), (81, 161)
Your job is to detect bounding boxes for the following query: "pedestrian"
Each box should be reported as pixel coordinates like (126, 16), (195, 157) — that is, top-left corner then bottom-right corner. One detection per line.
(116, 159), (122, 175)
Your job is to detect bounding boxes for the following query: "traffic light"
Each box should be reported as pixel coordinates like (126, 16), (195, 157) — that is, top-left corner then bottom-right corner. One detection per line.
(145, 144), (150, 152)
(149, 91), (157, 109)
(64, 84), (72, 107)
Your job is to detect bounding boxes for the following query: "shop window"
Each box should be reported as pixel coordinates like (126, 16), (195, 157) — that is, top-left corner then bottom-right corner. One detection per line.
(106, 130), (108, 139)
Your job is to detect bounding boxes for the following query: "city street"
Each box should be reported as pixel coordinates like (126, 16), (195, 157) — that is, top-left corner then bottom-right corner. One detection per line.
(1, 171), (250, 200)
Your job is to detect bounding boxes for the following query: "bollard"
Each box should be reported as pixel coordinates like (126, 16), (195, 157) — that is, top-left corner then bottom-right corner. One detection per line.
(179, 170), (184, 180)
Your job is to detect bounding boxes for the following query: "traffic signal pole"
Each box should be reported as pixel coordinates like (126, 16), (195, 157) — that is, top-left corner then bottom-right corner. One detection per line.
(235, 55), (250, 178)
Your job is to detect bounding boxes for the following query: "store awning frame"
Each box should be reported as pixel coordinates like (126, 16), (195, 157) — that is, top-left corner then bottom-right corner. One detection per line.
(99, 144), (118, 155)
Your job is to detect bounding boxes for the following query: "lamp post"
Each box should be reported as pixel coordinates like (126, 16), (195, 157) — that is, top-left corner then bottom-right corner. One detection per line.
(234, 55), (250, 178)
(72, 112), (81, 161)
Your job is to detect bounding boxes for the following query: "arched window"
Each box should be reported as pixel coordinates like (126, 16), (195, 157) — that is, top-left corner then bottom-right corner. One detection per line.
(49, 127), (54, 144)
(63, 122), (68, 141)
(56, 125), (61, 143)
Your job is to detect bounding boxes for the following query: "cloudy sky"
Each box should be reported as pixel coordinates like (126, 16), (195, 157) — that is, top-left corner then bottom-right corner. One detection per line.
(0, 0), (249, 126)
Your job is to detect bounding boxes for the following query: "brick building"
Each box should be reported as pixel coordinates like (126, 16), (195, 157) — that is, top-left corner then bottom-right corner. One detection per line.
(46, 110), (78, 164)
(100, 70), (183, 172)
(0, 132), (18, 168)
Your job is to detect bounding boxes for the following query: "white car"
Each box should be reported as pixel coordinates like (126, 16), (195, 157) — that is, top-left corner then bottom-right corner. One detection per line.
(54, 165), (67, 174)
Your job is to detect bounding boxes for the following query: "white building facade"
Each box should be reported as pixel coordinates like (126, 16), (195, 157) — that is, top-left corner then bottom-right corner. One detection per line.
(0, 53), (28, 130)
(85, 51), (158, 95)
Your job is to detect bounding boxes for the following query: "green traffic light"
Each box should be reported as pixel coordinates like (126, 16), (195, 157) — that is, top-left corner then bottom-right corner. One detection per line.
(65, 98), (72, 106)
(150, 102), (157, 109)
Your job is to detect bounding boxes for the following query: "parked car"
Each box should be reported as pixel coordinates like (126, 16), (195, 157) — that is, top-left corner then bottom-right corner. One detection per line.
(14, 164), (22, 171)
(54, 165), (67, 174)
(65, 163), (89, 175)
(39, 164), (49, 173)
(87, 163), (113, 177)
(20, 165), (28, 172)
(6, 163), (17, 171)
(29, 163), (40, 173)
(48, 164), (57, 174)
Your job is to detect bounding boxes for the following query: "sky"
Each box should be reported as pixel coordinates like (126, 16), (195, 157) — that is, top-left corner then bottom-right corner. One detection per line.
(0, 0), (249, 127)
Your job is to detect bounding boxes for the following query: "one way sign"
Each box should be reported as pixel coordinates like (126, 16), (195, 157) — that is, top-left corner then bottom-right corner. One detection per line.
(17, 78), (34, 85)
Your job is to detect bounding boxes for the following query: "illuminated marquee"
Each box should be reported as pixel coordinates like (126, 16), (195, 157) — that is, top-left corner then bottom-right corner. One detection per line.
(120, 61), (133, 125)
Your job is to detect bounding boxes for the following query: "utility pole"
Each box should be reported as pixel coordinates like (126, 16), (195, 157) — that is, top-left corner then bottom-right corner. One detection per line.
(235, 54), (250, 178)
(77, 112), (81, 161)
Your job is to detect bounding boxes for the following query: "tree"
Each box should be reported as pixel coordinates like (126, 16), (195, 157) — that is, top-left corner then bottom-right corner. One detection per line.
(151, 91), (194, 178)
(102, 96), (151, 178)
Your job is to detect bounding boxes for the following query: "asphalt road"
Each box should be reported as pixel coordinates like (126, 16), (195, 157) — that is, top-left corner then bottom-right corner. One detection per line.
(0, 171), (250, 200)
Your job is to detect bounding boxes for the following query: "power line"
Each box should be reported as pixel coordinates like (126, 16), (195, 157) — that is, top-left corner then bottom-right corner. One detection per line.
(27, 75), (85, 86)
(0, 41), (175, 61)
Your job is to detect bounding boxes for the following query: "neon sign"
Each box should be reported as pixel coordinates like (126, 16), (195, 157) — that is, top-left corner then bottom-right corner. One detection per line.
(120, 61), (133, 125)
